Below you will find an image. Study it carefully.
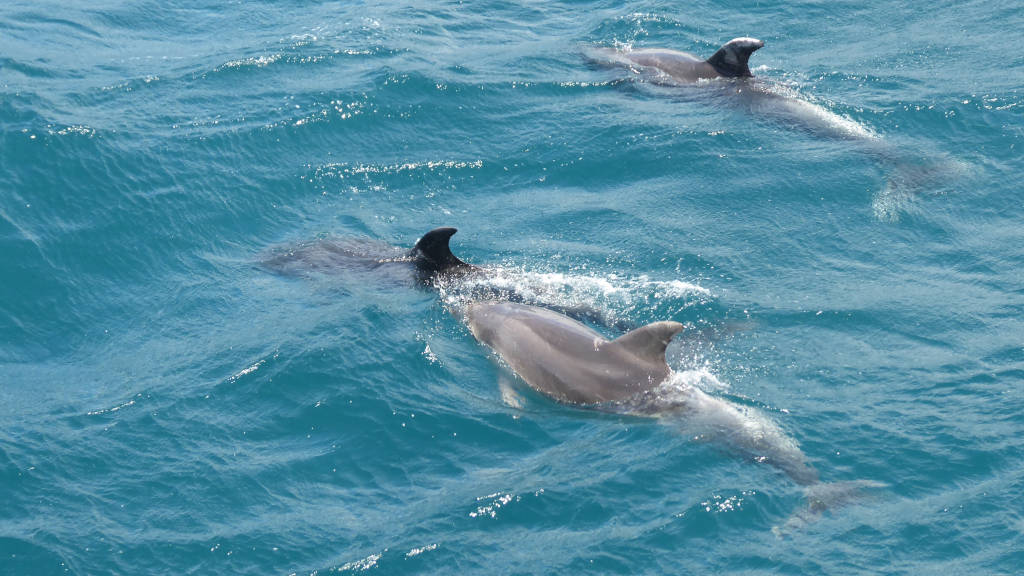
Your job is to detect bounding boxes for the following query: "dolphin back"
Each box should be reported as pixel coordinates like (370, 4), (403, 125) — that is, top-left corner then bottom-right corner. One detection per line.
(467, 301), (684, 404)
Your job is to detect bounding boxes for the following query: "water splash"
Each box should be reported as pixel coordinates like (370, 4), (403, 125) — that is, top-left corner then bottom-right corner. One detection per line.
(437, 266), (711, 331)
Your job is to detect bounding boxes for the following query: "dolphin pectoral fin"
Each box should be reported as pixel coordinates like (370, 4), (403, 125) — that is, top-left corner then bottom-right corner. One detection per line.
(611, 321), (686, 364)
(498, 373), (525, 410)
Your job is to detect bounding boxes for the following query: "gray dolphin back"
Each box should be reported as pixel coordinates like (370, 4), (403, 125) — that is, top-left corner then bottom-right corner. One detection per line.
(466, 301), (684, 404)
(599, 37), (764, 83)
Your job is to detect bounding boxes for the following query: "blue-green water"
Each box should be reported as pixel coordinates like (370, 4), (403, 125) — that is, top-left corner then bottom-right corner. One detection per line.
(2, 0), (1022, 573)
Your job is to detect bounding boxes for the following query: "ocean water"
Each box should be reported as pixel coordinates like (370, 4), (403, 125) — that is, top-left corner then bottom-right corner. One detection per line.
(2, 0), (1022, 573)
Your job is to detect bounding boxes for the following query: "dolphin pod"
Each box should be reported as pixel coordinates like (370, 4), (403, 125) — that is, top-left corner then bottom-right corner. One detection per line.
(301, 229), (860, 489)
(271, 35), (896, 532)
(407, 227), (880, 530)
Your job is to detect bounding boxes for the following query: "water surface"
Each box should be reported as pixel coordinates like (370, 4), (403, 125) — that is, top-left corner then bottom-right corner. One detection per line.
(1, 0), (1022, 574)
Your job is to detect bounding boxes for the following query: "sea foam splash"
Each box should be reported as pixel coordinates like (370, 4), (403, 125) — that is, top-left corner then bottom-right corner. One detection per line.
(436, 266), (712, 332)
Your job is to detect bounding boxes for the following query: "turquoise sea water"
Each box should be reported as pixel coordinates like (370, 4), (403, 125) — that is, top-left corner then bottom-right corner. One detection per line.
(2, 0), (1022, 573)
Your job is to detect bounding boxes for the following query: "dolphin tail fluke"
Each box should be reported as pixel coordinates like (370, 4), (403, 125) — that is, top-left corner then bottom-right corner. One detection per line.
(410, 227), (471, 277)
(773, 479), (887, 537)
(706, 37), (764, 77)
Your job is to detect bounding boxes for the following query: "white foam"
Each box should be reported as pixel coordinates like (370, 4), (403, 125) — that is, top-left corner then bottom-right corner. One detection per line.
(405, 543), (438, 558)
(437, 267), (711, 329)
(229, 359), (265, 382)
(315, 159), (483, 179)
(217, 54), (281, 70)
(338, 551), (382, 571)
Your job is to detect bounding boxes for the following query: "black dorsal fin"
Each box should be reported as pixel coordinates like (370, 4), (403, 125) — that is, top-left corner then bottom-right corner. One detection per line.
(611, 321), (685, 364)
(705, 37), (764, 77)
(410, 227), (469, 275)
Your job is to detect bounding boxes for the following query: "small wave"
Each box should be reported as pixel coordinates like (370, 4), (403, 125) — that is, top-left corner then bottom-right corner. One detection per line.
(260, 98), (373, 130)
(700, 490), (756, 514)
(87, 395), (139, 416)
(314, 159), (484, 179)
(338, 551), (383, 572)
(624, 12), (682, 25)
(469, 491), (520, 518)
(98, 74), (161, 95)
(557, 79), (621, 88)
(216, 54), (282, 71)
(48, 124), (96, 137)
(210, 29), (390, 77)
(405, 543), (438, 557)
(228, 359), (265, 382)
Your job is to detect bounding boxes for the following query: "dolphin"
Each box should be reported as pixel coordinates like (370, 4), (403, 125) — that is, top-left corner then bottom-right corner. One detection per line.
(262, 227), (636, 330)
(464, 299), (882, 528)
(464, 300), (816, 481)
(588, 37), (968, 218)
(588, 37), (876, 141)
(260, 226), (474, 284)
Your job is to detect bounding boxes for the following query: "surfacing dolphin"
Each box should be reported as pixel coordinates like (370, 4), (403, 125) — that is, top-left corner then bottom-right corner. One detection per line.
(262, 228), (636, 330)
(620, 37), (766, 82)
(466, 300), (815, 481)
(261, 226), (472, 284)
(587, 37), (967, 219)
(588, 37), (874, 140)
(464, 299), (881, 532)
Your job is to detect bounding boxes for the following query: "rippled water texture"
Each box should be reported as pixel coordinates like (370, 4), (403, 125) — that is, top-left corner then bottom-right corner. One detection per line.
(1, 1), (1022, 574)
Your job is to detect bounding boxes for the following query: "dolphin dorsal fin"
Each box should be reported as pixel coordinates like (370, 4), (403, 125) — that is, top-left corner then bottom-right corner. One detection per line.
(611, 321), (684, 364)
(706, 37), (764, 77)
(411, 227), (469, 273)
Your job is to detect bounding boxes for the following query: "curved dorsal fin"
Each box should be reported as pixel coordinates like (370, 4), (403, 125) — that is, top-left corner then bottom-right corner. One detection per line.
(706, 37), (764, 77)
(410, 227), (469, 274)
(611, 321), (684, 364)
